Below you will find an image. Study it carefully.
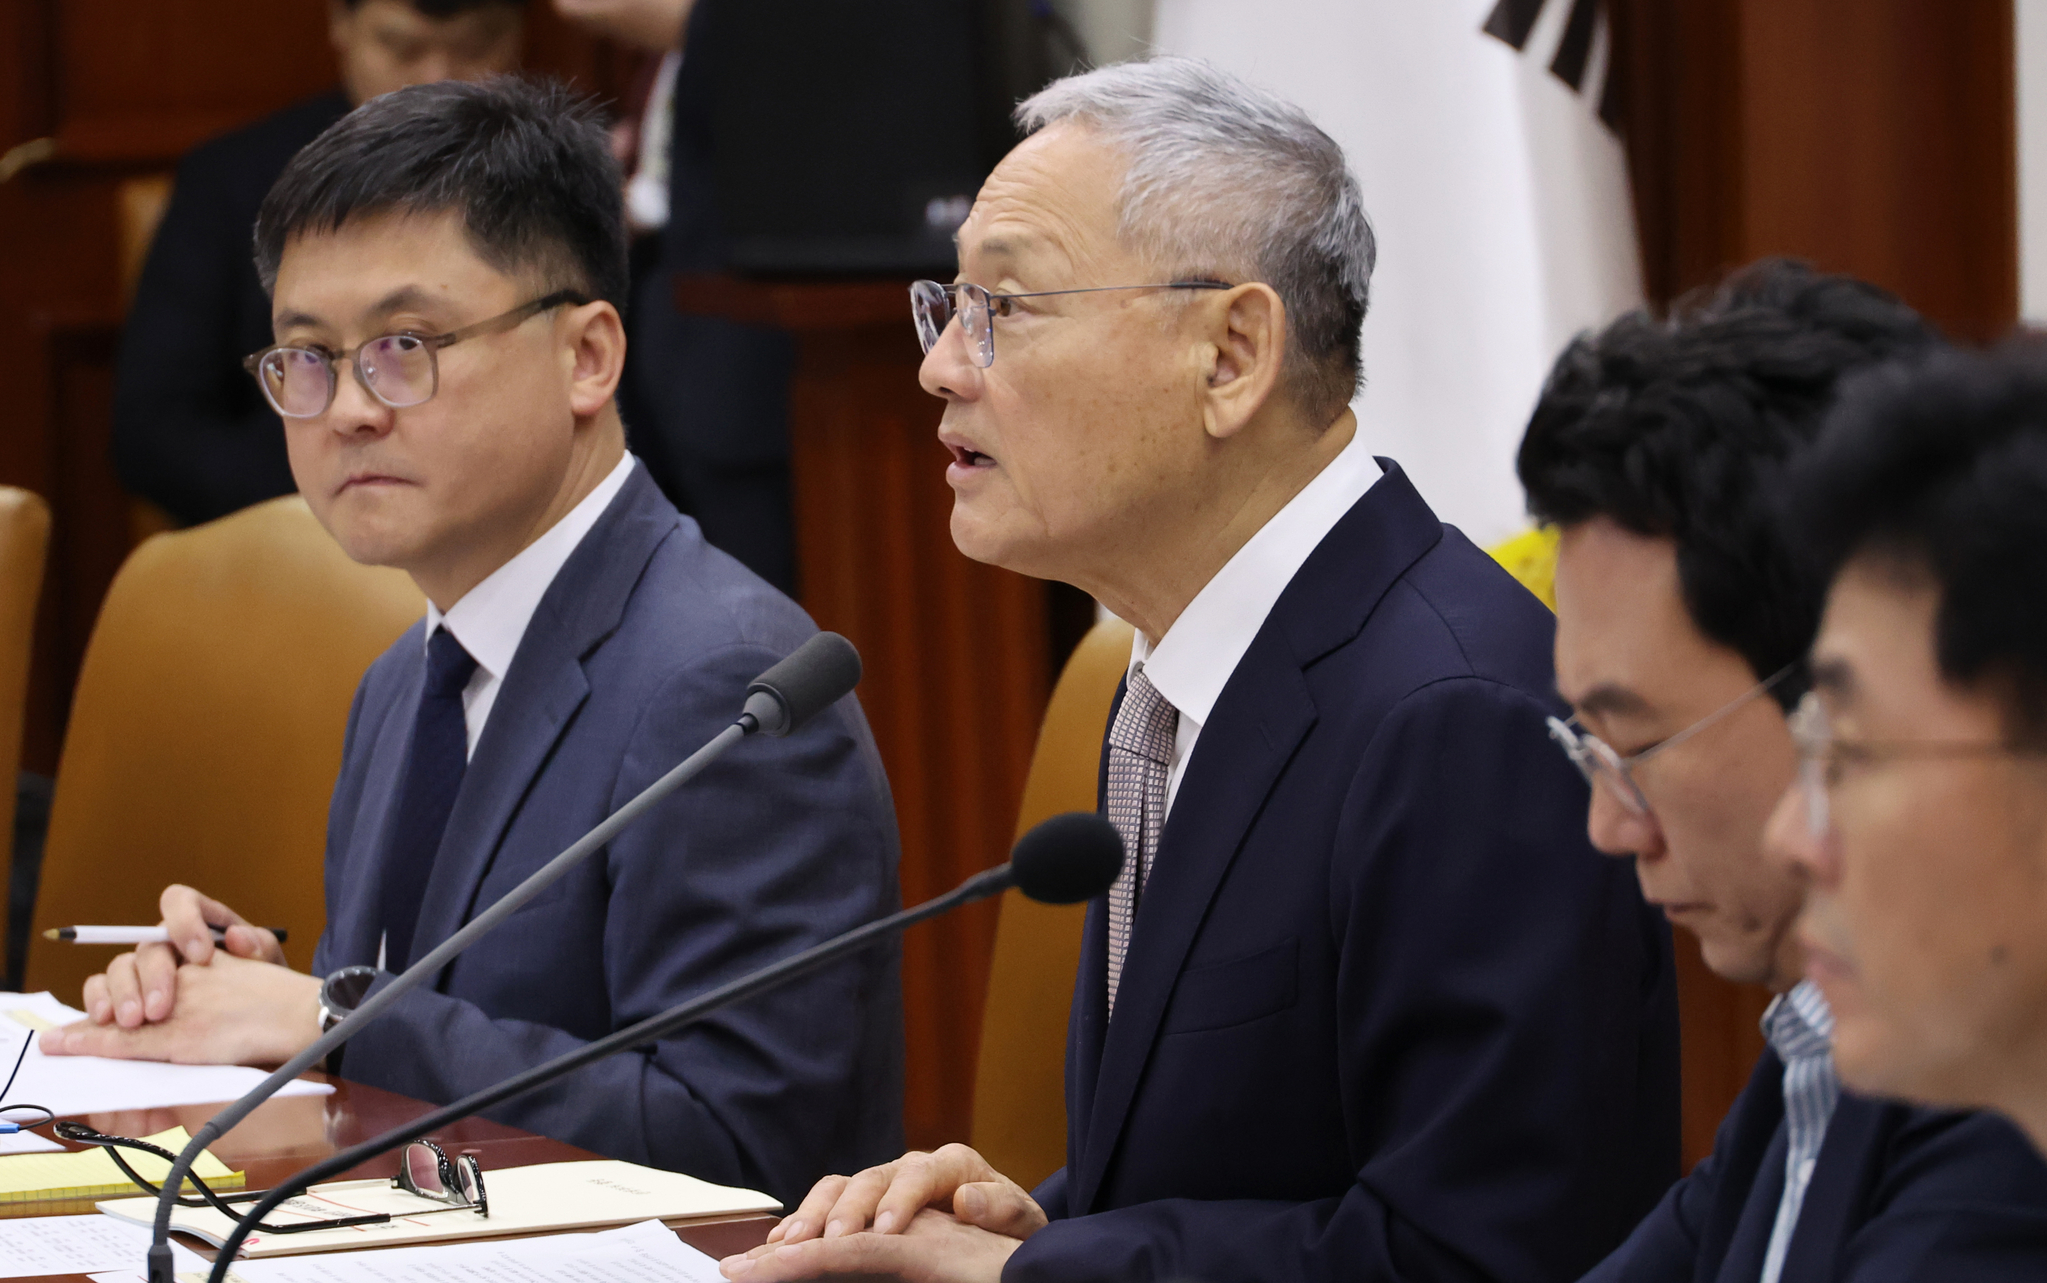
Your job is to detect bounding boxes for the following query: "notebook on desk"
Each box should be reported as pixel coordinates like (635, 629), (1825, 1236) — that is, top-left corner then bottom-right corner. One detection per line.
(96, 1158), (779, 1258)
(0, 1127), (241, 1204)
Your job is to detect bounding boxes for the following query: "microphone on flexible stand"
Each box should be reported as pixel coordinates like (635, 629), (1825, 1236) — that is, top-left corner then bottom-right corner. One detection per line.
(141, 631), (863, 1283)
(199, 812), (1124, 1282)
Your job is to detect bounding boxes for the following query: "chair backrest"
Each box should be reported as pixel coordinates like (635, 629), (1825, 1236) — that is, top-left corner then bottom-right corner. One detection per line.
(27, 497), (422, 1002)
(0, 489), (51, 872)
(970, 615), (1133, 1189)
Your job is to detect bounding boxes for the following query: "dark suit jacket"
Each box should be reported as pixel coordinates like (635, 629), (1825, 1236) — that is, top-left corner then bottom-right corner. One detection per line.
(610, 8), (798, 592)
(1006, 462), (1681, 1283)
(113, 91), (349, 525)
(311, 467), (904, 1206)
(1583, 1046), (2047, 1281)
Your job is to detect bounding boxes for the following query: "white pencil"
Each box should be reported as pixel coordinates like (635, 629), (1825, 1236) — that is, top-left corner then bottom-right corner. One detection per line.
(42, 925), (289, 945)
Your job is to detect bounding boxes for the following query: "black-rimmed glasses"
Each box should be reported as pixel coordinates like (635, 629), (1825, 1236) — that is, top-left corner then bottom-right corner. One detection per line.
(1547, 664), (1803, 818)
(910, 279), (1232, 368)
(58, 1126), (487, 1235)
(243, 289), (591, 419)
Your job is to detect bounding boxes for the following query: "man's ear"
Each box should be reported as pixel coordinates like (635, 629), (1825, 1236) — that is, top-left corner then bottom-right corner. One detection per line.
(563, 300), (627, 419)
(1197, 283), (1286, 441)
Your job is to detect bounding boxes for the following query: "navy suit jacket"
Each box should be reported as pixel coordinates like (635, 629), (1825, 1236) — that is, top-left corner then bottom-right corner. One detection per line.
(311, 467), (904, 1205)
(1583, 1046), (2047, 1281)
(1006, 463), (1681, 1283)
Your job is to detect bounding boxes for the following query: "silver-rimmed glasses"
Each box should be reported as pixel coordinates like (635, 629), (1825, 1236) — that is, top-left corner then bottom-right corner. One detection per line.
(1547, 663), (1802, 817)
(909, 279), (1232, 368)
(1787, 690), (2047, 838)
(243, 289), (591, 419)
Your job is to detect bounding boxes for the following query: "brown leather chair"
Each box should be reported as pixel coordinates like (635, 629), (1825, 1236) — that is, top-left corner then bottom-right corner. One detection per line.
(26, 497), (423, 1003)
(0, 488), (51, 880)
(970, 616), (1133, 1189)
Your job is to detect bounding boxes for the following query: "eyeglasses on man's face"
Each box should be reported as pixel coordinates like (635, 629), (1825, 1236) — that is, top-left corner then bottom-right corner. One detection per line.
(1547, 664), (1803, 819)
(1787, 690), (2047, 839)
(909, 279), (1233, 369)
(244, 290), (591, 420)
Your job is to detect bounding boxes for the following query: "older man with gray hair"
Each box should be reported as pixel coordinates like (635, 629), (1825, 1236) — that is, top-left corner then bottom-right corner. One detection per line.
(721, 57), (1678, 1283)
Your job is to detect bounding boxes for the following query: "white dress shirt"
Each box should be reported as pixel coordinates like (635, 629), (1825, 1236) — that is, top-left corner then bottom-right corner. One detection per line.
(1131, 429), (1381, 814)
(625, 51), (681, 232)
(424, 452), (637, 758)
(1758, 979), (1841, 1283)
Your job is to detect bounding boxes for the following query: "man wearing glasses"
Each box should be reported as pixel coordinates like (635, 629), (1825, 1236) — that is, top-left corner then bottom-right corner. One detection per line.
(43, 77), (906, 1209)
(1520, 259), (2047, 1282)
(723, 57), (1676, 1283)
(114, 0), (531, 528)
(1772, 344), (2047, 1175)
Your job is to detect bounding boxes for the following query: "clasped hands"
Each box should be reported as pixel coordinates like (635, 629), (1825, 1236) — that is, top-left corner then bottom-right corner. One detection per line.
(39, 884), (321, 1067)
(720, 1144), (1046, 1283)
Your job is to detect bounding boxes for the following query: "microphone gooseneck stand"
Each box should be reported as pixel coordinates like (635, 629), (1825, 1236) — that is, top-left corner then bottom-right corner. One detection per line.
(200, 811), (1124, 1283)
(142, 632), (863, 1283)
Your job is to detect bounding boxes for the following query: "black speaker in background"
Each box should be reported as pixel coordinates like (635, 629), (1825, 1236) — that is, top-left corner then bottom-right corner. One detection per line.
(684, 0), (1084, 277)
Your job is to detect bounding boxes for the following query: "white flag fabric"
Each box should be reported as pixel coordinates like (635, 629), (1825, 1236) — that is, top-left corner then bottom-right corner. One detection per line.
(1153, 0), (1644, 545)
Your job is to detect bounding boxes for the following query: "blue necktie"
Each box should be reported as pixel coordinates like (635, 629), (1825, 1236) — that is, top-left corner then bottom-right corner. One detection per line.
(381, 627), (477, 971)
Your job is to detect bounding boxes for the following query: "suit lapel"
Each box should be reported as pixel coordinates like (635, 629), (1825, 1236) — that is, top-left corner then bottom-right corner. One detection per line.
(1068, 462), (1444, 1212)
(1070, 657), (1317, 1210)
(1776, 1095), (1884, 1282)
(333, 637), (429, 966)
(1700, 1051), (1787, 1278)
(405, 469), (679, 967)
(1065, 681), (1124, 1180)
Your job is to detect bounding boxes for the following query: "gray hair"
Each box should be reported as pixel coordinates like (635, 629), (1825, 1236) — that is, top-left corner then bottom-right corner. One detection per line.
(1017, 56), (1375, 422)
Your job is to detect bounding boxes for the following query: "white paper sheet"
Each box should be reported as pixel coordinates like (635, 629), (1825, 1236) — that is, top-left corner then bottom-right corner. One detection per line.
(146, 1219), (723, 1283)
(0, 993), (333, 1116)
(0, 1212), (205, 1278)
(99, 1160), (779, 1257)
(0, 1130), (62, 1155)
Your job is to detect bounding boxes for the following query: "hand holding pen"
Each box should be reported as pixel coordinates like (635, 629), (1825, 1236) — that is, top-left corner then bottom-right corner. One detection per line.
(63, 886), (290, 1030)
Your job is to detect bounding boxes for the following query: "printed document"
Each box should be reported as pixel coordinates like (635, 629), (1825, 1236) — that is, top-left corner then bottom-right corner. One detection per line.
(0, 994), (332, 1116)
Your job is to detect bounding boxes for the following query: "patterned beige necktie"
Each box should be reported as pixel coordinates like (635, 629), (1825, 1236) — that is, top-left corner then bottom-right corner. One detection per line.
(1104, 664), (1178, 1016)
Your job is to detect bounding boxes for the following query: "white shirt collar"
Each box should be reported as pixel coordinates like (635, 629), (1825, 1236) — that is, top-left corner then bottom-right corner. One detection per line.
(425, 452), (637, 680)
(1132, 430), (1381, 733)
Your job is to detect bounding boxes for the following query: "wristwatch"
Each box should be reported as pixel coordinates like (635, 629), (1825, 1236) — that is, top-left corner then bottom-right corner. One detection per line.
(318, 965), (379, 1033)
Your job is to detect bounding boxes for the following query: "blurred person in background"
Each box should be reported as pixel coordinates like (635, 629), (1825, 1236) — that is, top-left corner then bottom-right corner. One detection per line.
(112, 0), (527, 528)
(1524, 260), (2047, 1283)
(554, 0), (798, 593)
(1774, 343), (2047, 1169)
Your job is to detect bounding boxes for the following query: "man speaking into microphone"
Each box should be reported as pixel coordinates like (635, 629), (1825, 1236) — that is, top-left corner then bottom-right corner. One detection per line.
(725, 57), (1677, 1283)
(43, 77), (905, 1206)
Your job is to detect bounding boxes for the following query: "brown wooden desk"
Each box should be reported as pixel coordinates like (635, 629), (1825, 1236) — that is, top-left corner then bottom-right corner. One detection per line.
(0, 1076), (776, 1281)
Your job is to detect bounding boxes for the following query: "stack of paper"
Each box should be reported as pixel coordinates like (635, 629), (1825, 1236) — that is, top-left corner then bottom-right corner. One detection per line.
(114, 1219), (724, 1283)
(98, 1159), (780, 1257)
(0, 1213), (206, 1279)
(0, 994), (333, 1116)
(0, 1126), (241, 1204)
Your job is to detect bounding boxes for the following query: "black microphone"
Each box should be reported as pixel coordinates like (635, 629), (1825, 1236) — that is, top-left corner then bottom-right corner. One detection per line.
(200, 813), (1124, 1281)
(143, 632), (863, 1283)
(744, 632), (862, 736)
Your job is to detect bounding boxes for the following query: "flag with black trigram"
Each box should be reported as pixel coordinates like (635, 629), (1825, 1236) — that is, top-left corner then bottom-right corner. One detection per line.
(1483, 0), (1623, 129)
(1153, 0), (1643, 548)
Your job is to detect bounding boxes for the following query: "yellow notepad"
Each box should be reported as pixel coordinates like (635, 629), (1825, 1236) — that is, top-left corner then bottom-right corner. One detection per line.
(0, 1125), (242, 1203)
